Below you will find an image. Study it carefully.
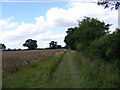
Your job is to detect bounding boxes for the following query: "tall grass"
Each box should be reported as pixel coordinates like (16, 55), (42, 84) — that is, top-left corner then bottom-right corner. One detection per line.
(2, 50), (65, 88)
(75, 52), (119, 88)
(2, 49), (63, 77)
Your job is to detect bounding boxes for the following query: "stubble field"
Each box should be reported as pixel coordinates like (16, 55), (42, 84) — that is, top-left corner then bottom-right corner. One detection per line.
(2, 49), (64, 77)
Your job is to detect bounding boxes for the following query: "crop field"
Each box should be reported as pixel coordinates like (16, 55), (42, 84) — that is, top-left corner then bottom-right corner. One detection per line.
(2, 50), (119, 88)
(2, 49), (64, 77)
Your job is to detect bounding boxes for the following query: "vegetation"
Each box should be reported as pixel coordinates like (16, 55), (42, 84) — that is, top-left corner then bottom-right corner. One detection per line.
(64, 17), (120, 61)
(90, 28), (120, 60)
(97, 0), (120, 10)
(49, 41), (62, 49)
(0, 43), (6, 51)
(3, 50), (119, 88)
(23, 39), (38, 50)
(64, 17), (111, 50)
(2, 5), (119, 87)
(49, 41), (57, 49)
(2, 49), (64, 78)
(64, 17), (120, 88)
(75, 51), (119, 88)
(3, 50), (65, 88)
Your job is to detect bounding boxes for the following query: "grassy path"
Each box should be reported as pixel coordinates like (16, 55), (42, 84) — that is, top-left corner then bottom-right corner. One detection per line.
(49, 51), (81, 88)
(3, 50), (83, 88)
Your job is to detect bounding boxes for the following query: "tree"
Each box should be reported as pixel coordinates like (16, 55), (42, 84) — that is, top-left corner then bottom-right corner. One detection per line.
(57, 45), (62, 49)
(64, 17), (111, 50)
(90, 28), (120, 60)
(64, 27), (78, 50)
(97, 0), (120, 10)
(49, 41), (57, 49)
(23, 39), (37, 50)
(0, 43), (6, 51)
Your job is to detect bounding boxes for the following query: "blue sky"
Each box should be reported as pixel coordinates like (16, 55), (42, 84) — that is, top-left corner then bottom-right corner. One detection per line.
(2, 1), (69, 35)
(0, 0), (118, 49)
(2, 2), (68, 23)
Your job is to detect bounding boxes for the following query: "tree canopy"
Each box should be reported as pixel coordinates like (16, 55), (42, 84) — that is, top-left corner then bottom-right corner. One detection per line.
(64, 17), (111, 50)
(49, 41), (62, 49)
(64, 16), (120, 60)
(49, 41), (57, 49)
(23, 39), (38, 50)
(0, 43), (6, 50)
(97, 0), (120, 10)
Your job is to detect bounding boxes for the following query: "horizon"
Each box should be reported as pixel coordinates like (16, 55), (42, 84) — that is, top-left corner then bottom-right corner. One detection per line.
(0, 0), (118, 49)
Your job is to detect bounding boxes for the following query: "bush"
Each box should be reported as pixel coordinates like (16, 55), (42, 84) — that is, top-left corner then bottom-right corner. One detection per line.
(90, 28), (120, 60)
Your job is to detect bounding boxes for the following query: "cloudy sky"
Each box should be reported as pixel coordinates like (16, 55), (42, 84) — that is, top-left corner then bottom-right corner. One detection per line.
(0, 0), (118, 49)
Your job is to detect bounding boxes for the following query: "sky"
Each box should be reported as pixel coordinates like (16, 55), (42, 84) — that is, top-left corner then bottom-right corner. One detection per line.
(0, 0), (118, 49)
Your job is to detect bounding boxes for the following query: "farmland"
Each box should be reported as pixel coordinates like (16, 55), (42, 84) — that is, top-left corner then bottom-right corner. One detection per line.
(2, 50), (119, 88)
(2, 49), (64, 77)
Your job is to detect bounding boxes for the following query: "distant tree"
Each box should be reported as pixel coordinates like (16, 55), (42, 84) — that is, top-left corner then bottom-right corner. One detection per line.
(49, 41), (58, 49)
(97, 0), (120, 10)
(0, 43), (6, 51)
(57, 45), (62, 49)
(23, 39), (38, 50)
(18, 49), (21, 50)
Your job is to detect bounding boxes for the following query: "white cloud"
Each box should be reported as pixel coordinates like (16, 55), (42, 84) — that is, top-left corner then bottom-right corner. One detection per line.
(0, 1), (118, 49)
(46, 1), (118, 28)
(0, 16), (18, 32)
(0, 16), (66, 49)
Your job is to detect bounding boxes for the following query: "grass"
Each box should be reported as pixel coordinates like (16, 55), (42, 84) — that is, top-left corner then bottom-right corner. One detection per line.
(48, 50), (82, 88)
(75, 52), (119, 88)
(3, 50), (83, 88)
(3, 50), (65, 88)
(2, 49), (63, 77)
(2, 50), (119, 88)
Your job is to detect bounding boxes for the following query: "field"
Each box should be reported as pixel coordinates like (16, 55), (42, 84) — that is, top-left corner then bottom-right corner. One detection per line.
(2, 50), (119, 88)
(2, 49), (64, 77)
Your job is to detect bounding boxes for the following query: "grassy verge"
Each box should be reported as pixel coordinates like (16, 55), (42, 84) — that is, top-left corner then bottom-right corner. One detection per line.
(75, 52), (119, 88)
(2, 50), (65, 88)
(48, 50), (82, 88)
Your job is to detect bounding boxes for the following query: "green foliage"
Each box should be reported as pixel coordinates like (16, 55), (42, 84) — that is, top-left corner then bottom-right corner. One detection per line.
(90, 28), (120, 60)
(49, 41), (57, 49)
(23, 39), (37, 50)
(3, 50), (119, 88)
(75, 52), (119, 88)
(64, 16), (120, 61)
(49, 41), (62, 49)
(64, 17), (111, 50)
(64, 27), (79, 50)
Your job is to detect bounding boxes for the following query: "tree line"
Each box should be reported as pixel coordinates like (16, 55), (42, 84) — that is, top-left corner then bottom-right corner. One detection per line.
(0, 40), (62, 51)
(23, 39), (62, 50)
(1, 0), (119, 52)
(64, 17), (120, 61)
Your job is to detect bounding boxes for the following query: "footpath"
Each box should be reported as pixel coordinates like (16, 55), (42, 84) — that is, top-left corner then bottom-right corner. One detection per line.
(49, 51), (82, 88)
